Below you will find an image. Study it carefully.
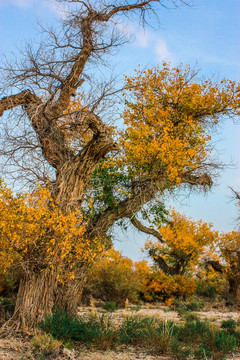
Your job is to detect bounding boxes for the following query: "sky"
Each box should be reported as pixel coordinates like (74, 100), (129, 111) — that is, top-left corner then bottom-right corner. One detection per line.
(0, 0), (239, 261)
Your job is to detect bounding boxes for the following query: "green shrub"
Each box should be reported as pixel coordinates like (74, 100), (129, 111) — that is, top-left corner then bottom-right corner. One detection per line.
(221, 318), (237, 335)
(172, 318), (239, 360)
(103, 301), (118, 312)
(40, 310), (116, 349)
(40, 311), (240, 358)
(40, 310), (83, 341)
(0, 297), (16, 314)
(118, 316), (154, 344)
(171, 296), (204, 313)
(196, 275), (227, 300)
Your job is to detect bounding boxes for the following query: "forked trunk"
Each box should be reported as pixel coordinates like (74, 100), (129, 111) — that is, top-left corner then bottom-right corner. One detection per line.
(10, 270), (58, 330)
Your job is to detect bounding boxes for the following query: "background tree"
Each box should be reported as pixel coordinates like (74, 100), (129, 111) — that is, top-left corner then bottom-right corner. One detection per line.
(205, 231), (240, 304)
(204, 190), (240, 304)
(144, 209), (217, 276)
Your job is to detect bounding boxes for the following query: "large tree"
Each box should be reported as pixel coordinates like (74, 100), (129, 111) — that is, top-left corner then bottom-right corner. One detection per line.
(0, 0), (239, 329)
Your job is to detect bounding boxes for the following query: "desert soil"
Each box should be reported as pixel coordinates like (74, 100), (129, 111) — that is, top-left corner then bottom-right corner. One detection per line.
(0, 304), (239, 360)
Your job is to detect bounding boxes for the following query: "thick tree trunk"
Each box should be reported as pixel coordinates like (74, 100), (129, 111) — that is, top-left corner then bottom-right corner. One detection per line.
(10, 270), (58, 330)
(55, 273), (87, 314)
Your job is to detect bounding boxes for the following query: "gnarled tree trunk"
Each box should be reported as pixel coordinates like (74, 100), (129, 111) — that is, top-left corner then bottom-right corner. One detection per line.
(55, 272), (87, 314)
(4, 270), (58, 332)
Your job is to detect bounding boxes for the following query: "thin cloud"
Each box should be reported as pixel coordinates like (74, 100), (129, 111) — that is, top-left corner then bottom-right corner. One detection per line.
(154, 38), (171, 60)
(121, 22), (172, 61)
(0, 0), (61, 14)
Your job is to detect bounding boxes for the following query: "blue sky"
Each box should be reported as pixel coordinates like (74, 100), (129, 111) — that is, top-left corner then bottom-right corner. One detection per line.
(0, 0), (239, 260)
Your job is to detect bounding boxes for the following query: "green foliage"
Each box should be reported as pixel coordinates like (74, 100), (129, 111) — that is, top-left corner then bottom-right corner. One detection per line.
(40, 310), (116, 349)
(172, 296), (205, 313)
(103, 301), (118, 312)
(196, 275), (227, 299)
(141, 201), (169, 227)
(40, 311), (240, 359)
(221, 318), (240, 341)
(40, 310), (83, 342)
(0, 297), (16, 315)
(118, 316), (154, 344)
(172, 318), (239, 360)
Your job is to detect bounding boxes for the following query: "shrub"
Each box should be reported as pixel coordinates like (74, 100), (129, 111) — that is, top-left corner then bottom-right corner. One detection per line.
(84, 250), (142, 306)
(118, 316), (154, 344)
(103, 301), (118, 312)
(171, 296), (205, 314)
(41, 311), (240, 358)
(171, 318), (239, 360)
(135, 265), (196, 302)
(40, 310), (116, 349)
(31, 333), (62, 356)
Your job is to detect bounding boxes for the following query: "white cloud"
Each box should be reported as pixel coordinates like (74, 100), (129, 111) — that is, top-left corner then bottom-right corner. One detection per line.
(134, 30), (151, 48)
(154, 38), (171, 60)
(119, 21), (172, 61)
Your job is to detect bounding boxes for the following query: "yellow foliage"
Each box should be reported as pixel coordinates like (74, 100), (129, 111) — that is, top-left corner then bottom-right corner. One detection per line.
(145, 209), (218, 273)
(0, 180), (103, 280)
(134, 263), (196, 302)
(120, 63), (239, 184)
(85, 249), (143, 305)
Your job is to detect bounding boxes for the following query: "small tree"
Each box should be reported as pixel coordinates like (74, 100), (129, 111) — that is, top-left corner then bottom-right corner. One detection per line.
(206, 231), (240, 304)
(144, 209), (217, 275)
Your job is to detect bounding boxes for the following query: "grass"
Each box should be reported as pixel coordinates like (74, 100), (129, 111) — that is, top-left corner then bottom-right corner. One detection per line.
(39, 310), (240, 359)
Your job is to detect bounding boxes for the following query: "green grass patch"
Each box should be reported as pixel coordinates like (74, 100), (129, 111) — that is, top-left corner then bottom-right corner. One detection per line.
(40, 311), (240, 359)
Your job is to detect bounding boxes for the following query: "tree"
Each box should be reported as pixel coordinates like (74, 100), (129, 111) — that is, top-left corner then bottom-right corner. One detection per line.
(144, 209), (217, 276)
(205, 231), (240, 304)
(0, 0), (239, 328)
(0, 180), (102, 329)
(203, 190), (240, 304)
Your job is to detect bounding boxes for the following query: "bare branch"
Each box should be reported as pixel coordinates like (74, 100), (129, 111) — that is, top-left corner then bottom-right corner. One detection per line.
(0, 90), (40, 117)
(130, 216), (165, 243)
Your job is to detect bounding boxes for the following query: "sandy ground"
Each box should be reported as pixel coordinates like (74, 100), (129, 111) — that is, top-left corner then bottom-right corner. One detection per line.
(0, 304), (239, 360)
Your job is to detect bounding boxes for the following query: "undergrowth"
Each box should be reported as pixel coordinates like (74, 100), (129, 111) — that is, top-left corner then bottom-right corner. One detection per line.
(39, 310), (240, 359)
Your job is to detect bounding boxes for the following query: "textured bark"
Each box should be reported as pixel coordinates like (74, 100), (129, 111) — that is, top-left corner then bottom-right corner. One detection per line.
(52, 111), (118, 209)
(55, 273), (87, 314)
(87, 178), (162, 241)
(8, 270), (58, 331)
(130, 216), (165, 243)
(87, 172), (213, 242)
(1, 0), (220, 330)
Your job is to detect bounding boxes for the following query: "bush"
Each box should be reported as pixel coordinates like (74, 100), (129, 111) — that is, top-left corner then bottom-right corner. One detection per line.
(136, 266), (196, 302)
(31, 333), (62, 356)
(84, 250), (142, 306)
(40, 310), (116, 349)
(171, 296), (205, 313)
(41, 311), (240, 358)
(118, 316), (154, 344)
(103, 301), (118, 312)
(0, 296), (16, 324)
(196, 272), (228, 299)
(171, 318), (239, 360)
